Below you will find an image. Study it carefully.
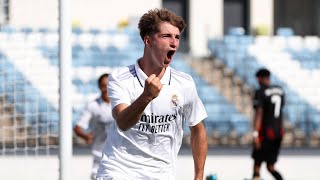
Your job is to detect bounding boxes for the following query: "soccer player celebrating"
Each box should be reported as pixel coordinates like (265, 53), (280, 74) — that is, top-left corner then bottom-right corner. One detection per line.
(251, 68), (285, 180)
(96, 8), (208, 180)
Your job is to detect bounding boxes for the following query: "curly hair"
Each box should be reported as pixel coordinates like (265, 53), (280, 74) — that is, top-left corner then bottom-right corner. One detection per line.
(138, 8), (186, 40)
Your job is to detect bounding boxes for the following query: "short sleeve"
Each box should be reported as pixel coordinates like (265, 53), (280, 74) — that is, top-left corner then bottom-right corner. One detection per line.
(183, 81), (207, 127)
(76, 103), (93, 130)
(107, 72), (131, 110)
(253, 89), (264, 109)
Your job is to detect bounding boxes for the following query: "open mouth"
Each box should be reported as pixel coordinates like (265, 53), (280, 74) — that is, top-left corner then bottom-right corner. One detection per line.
(167, 50), (175, 60)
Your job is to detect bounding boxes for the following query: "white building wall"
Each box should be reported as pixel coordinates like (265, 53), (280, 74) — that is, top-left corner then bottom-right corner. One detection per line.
(71, 0), (161, 30)
(9, 0), (161, 29)
(189, 0), (223, 57)
(9, 0), (270, 57)
(250, 0), (274, 35)
(10, 0), (59, 29)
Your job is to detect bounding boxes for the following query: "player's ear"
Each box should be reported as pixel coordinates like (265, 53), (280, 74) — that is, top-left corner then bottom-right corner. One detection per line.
(144, 36), (152, 47)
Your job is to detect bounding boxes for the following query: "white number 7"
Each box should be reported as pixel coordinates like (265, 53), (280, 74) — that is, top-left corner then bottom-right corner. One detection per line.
(271, 95), (281, 118)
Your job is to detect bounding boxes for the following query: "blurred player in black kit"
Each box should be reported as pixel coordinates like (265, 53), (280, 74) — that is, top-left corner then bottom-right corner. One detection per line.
(251, 68), (285, 180)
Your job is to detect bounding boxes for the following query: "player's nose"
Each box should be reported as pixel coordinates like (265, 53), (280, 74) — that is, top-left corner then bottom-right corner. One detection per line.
(169, 38), (178, 49)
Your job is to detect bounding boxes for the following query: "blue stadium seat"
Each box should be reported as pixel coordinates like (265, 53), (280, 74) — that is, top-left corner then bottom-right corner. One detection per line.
(227, 27), (245, 36)
(89, 28), (101, 35)
(306, 108), (320, 131)
(72, 27), (83, 35)
(230, 114), (250, 135)
(204, 114), (231, 135)
(0, 26), (16, 33)
(276, 27), (294, 37)
(20, 27), (33, 34)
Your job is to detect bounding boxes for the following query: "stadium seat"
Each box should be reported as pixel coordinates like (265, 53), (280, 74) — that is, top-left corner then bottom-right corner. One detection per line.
(72, 27), (83, 35)
(0, 26), (16, 34)
(89, 28), (101, 35)
(276, 27), (294, 37)
(227, 27), (245, 36)
(20, 27), (33, 34)
(230, 114), (250, 135)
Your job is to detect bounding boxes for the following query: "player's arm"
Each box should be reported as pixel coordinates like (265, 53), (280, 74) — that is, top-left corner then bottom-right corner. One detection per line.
(253, 107), (263, 148)
(113, 74), (163, 131)
(73, 125), (93, 144)
(74, 103), (94, 144)
(190, 122), (207, 180)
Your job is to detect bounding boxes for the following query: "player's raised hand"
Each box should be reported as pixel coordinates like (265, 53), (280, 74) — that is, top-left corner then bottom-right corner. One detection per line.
(143, 74), (163, 101)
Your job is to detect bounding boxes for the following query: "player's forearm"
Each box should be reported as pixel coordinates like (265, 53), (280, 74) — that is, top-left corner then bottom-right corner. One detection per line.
(190, 123), (207, 180)
(115, 93), (152, 131)
(74, 126), (92, 142)
(254, 108), (263, 131)
(74, 126), (87, 139)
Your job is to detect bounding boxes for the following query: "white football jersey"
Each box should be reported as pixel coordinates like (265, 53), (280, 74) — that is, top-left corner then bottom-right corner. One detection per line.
(76, 97), (114, 153)
(97, 60), (207, 179)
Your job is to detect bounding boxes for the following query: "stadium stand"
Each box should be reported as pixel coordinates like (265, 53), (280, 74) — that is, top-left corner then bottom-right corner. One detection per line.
(1, 26), (251, 149)
(0, 52), (59, 153)
(172, 56), (251, 146)
(1, 25), (319, 149)
(208, 34), (320, 147)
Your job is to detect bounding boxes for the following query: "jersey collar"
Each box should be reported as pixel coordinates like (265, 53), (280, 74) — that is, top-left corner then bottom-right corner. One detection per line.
(135, 60), (171, 87)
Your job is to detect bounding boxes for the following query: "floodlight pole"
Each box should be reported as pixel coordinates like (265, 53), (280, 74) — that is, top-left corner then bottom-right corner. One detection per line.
(59, 0), (72, 179)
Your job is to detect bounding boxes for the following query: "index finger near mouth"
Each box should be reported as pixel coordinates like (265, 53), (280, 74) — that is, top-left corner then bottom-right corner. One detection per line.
(146, 74), (156, 84)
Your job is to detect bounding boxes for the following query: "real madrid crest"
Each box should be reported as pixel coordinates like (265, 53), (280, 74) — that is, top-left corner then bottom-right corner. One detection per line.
(171, 94), (179, 107)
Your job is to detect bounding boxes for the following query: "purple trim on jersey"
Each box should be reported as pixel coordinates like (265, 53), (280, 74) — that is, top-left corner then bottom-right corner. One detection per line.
(129, 65), (137, 77)
(95, 97), (103, 105)
(116, 65), (136, 81)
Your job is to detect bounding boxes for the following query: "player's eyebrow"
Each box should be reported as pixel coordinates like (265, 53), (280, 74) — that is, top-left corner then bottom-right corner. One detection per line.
(161, 33), (180, 39)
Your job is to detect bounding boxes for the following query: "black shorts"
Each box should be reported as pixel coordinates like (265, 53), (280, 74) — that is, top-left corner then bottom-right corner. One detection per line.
(251, 138), (282, 165)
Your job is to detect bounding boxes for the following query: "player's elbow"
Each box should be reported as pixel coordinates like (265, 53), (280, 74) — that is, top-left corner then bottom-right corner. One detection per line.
(116, 121), (131, 131)
(73, 125), (82, 135)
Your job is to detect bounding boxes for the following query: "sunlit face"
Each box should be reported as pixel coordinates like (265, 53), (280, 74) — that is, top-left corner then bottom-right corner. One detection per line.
(147, 22), (180, 68)
(99, 77), (108, 98)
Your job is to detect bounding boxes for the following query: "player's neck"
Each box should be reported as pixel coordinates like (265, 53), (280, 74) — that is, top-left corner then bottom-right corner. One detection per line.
(101, 96), (110, 104)
(139, 58), (166, 79)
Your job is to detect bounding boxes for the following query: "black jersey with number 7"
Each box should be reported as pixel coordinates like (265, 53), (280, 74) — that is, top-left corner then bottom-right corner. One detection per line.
(253, 85), (285, 140)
